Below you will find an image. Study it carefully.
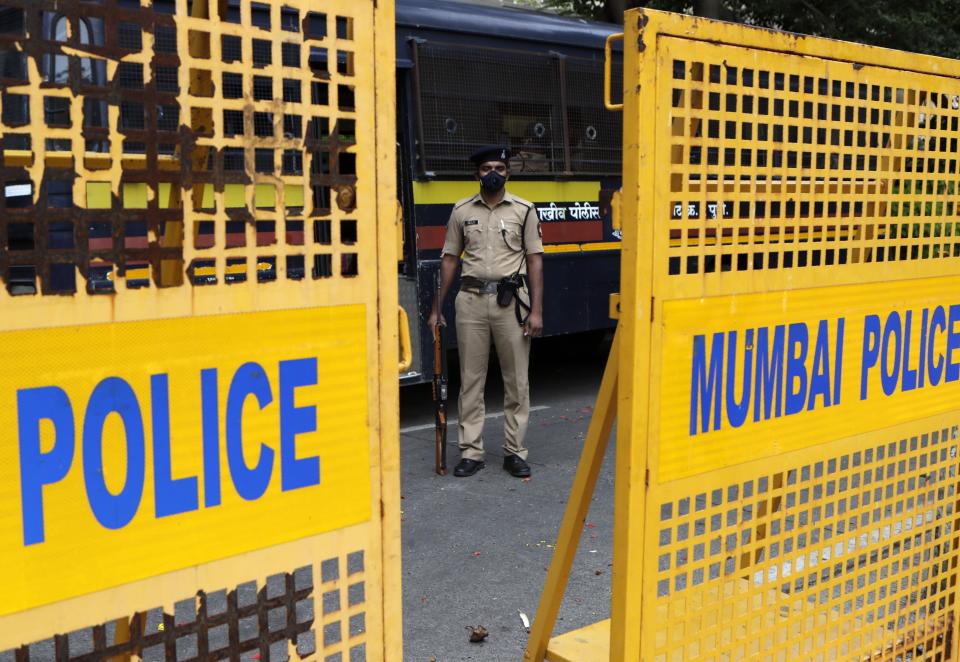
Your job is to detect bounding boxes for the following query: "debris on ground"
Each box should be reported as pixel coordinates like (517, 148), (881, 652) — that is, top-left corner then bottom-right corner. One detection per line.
(466, 625), (489, 643)
(518, 610), (531, 632)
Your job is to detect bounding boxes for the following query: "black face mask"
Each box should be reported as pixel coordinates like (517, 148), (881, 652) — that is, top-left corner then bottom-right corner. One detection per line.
(480, 171), (506, 193)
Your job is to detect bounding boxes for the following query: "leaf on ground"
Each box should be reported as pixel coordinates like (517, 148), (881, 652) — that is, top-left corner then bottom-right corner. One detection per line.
(467, 625), (489, 643)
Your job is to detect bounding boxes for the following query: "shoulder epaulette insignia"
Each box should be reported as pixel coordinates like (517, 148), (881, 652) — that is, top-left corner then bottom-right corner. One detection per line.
(508, 194), (534, 210)
(454, 195), (478, 210)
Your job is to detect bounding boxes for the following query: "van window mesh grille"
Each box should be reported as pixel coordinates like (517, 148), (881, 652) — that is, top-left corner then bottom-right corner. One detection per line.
(414, 41), (622, 176)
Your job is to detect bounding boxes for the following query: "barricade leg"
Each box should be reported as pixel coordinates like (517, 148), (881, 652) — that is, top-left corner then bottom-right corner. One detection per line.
(523, 329), (619, 662)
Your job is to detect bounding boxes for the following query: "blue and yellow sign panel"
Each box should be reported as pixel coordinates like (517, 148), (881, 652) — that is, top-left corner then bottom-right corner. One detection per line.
(1, 307), (371, 616)
(660, 277), (960, 482)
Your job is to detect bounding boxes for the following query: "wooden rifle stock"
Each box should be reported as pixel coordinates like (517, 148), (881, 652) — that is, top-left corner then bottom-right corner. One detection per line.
(432, 323), (448, 475)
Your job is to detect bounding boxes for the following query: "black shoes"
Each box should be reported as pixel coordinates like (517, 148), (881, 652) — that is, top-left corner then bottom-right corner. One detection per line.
(503, 454), (531, 478)
(453, 456), (531, 478)
(453, 458), (485, 477)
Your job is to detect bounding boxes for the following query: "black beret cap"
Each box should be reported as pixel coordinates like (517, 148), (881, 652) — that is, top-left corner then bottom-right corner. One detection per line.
(469, 145), (511, 165)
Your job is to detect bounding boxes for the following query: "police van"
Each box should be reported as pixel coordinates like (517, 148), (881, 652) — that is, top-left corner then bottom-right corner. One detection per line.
(395, 0), (623, 382)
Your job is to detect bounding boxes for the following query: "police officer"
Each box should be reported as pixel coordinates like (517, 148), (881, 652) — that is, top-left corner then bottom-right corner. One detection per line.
(427, 145), (544, 478)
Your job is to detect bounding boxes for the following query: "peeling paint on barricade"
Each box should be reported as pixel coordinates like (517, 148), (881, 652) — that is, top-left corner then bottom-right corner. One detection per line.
(0, 0), (189, 295)
(0, 0), (362, 296)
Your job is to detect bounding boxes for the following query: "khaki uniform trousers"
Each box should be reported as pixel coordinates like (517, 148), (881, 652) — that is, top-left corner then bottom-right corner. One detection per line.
(455, 289), (531, 461)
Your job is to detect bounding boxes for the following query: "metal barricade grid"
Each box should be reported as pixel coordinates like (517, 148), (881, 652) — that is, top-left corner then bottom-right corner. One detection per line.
(663, 40), (960, 285)
(670, 39), (960, 274)
(3, 550), (372, 661)
(0, 0), (399, 659)
(649, 422), (959, 661)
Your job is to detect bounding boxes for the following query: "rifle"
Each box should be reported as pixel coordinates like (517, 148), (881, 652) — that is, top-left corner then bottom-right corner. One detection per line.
(432, 277), (448, 475)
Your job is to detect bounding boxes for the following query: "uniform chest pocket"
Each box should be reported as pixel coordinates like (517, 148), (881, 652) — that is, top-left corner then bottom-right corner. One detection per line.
(500, 220), (524, 252)
(463, 222), (484, 250)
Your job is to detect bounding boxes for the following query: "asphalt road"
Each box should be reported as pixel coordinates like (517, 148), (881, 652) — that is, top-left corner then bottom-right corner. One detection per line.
(399, 331), (617, 661)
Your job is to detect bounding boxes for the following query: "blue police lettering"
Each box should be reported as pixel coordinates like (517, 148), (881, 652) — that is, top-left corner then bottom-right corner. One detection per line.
(928, 307), (946, 386)
(784, 323), (809, 416)
(16, 358), (322, 546)
(860, 314), (882, 400)
(17, 386), (74, 545)
(152, 373), (199, 518)
(947, 304), (960, 382)
(901, 311), (919, 392)
(689, 319), (844, 435)
(724, 330), (752, 429)
(917, 308), (929, 389)
(880, 312), (902, 396)
(226, 362), (275, 501)
(753, 325), (785, 422)
(689, 332), (724, 435)
(201, 368), (221, 507)
(860, 305), (960, 399)
(807, 319), (833, 410)
(83, 377), (146, 531)
(279, 357), (320, 491)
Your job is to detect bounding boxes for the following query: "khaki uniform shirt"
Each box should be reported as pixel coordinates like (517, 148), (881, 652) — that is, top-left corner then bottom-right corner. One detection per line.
(441, 191), (544, 282)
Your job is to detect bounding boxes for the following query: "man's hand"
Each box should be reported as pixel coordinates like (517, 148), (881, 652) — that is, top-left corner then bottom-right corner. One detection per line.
(427, 309), (446, 331)
(523, 311), (543, 338)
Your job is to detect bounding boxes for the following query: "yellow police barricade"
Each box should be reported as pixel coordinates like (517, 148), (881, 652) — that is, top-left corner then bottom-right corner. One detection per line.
(0, 1), (401, 659)
(527, 9), (960, 661)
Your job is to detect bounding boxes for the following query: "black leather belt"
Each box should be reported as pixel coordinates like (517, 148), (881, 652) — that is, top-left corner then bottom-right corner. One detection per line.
(460, 277), (498, 294)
